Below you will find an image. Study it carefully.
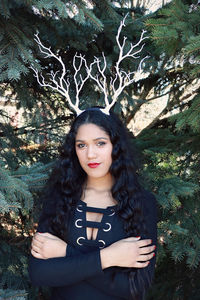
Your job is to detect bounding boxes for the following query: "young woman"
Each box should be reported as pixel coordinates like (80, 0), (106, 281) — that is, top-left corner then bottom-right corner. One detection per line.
(28, 108), (157, 300)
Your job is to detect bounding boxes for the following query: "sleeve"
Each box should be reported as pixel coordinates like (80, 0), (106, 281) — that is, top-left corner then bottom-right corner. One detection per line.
(87, 267), (132, 299)
(89, 191), (157, 299)
(28, 250), (103, 287)
(66, 244), (132, 299)
(106, 190), (157, 298)
(29, 190), (157, 298)
(66, 190), (157, 299)
(29, 196), (105, 287)
(109, 190), (157, 298)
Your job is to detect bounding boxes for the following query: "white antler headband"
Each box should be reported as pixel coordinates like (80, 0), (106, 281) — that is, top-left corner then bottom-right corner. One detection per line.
(31, 14), (148, 116)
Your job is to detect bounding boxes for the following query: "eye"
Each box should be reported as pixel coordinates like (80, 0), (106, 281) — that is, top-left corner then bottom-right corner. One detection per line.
(77, 143), (86, 149)
(97, 141), (106, 146)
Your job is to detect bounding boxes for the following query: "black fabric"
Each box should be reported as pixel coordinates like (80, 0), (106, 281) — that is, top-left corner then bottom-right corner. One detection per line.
(28, 190), (157, 300)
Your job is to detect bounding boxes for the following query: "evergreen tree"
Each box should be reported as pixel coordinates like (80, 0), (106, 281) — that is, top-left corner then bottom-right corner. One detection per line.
(0, 1), (123, 299)
(142, 0), (200, 298)
(1, 0), (200, 299)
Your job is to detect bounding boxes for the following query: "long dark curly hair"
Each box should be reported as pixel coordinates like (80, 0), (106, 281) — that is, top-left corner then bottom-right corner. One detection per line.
(40, 108), (150, 299)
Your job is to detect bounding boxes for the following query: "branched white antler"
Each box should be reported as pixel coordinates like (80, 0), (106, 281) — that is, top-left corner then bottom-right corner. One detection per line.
(96, 14), (149, 114)
(31, 14), (149, 116)
(73, 53), (92, 110)
(88, 53), (109, 108)
(31, 33), (91, 115)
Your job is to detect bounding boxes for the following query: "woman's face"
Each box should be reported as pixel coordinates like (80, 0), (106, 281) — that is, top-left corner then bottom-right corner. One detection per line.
(75, 123), (113, 179)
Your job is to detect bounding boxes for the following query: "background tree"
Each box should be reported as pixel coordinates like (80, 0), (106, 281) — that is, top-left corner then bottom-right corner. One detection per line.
(141, 1), (200, 299)
(0, 0), (200, 299)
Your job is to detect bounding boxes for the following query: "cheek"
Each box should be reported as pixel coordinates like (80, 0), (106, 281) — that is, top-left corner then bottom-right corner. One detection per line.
(104, 146), (113, 165)
(75, 149), (84, 165)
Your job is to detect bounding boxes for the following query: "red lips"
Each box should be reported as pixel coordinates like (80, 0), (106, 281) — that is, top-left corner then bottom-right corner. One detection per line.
(88, 163), (100, 168)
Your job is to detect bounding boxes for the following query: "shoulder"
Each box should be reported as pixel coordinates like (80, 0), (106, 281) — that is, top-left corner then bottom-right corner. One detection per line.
(37, 191), (59, 232)
(37, 189), (60, 227)
(140, 189), (157, 244)
(141, 189), (157, 219)
(142, 189), (157, 203)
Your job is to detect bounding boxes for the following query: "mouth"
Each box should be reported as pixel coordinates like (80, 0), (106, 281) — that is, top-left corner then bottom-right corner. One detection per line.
(88, 163), (100, 168)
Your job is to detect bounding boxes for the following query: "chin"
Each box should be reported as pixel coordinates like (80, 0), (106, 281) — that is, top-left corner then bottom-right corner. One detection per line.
(87, 170), (111, 179)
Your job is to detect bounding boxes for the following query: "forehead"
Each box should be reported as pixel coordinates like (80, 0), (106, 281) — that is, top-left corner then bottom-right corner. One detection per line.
(76, 123), (109, 140)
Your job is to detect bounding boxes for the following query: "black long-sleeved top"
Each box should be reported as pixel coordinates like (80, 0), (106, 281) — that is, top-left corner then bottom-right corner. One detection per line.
(28, 190), (157, 300)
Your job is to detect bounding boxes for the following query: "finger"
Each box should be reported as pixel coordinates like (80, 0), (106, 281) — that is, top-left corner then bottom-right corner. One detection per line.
(32, 238), (43, 249)
(40, 232), (58, 239)
(31, 244), (42, 254)
(35, 232), (58, 241)
(31, 248), (46, 259)
(134, 261), (150, 268)
(139, 245), (155, 255)
(137, 239), (152, 247)
(137, 252), (155, 262)
(34, 233), (46, 242)
(124, 236), (141, 242)
(32, 238), (43, 250)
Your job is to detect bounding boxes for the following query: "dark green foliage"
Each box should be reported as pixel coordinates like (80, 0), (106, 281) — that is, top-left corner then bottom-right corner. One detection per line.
(1, 0), (200, 299)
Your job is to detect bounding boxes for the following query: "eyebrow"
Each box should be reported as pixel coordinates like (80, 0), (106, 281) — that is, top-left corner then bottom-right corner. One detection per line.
(75, 137), (109, 142)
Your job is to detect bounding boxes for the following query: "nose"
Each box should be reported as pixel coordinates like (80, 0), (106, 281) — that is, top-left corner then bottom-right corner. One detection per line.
(87, 145), (97, 159)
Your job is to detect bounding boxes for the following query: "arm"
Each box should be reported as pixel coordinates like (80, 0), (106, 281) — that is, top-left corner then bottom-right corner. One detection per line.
(112, 191), (157, 296)
(28, 249), (103, 287)
(66, 240), (155, 299)
(29, 191), (157, 297)
(68, 191), (157, 299)
(43, 191), (157, 298)
(29, 201), (104, 287)
(87, 191), (157, 298)
(29, 235), (152, 290)
(66, 244), (132, 299)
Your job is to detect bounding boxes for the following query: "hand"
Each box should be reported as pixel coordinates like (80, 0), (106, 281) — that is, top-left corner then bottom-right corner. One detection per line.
(100, 237), (155, 269)
(31, 232), (67, 260)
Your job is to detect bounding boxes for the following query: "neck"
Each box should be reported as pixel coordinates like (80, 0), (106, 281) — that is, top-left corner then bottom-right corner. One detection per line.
(86, 173), (114, 192)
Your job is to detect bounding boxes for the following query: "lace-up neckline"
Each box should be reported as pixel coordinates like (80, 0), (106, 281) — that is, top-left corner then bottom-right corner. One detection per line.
(74, 199), (117, 248)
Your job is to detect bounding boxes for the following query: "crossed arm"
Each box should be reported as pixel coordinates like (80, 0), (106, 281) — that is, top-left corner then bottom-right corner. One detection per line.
(29, 192), (157, 299)
(29, 233), (155, 299)
(31, 232), (155, 269)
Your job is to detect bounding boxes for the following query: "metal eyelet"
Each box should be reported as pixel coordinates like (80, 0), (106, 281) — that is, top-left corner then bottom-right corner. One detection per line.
(75, 219), (83, 228)
(76, 205), (83, 212)
(108, 210), (115, 216)
(103, 222), (111, 232)
(77, 236), (85, 246)
(98, 240), (105, 249)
